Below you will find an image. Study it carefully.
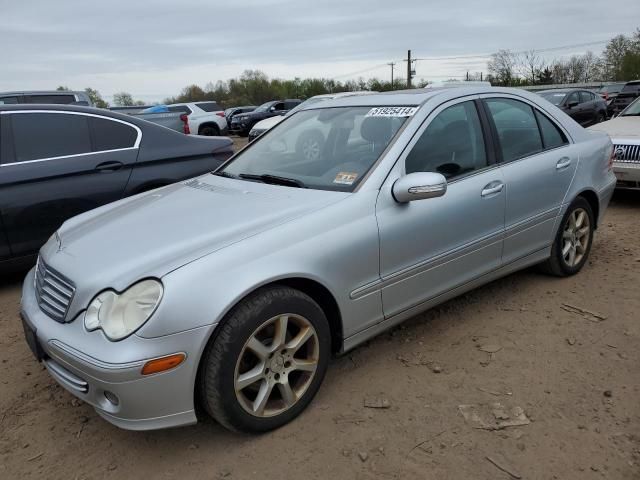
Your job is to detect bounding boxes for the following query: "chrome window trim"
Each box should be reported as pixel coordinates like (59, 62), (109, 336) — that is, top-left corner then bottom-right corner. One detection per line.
(0, 109), (142, 166)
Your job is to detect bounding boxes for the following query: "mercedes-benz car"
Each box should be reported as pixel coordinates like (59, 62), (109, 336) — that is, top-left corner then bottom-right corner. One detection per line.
(21, 87), (616, 433)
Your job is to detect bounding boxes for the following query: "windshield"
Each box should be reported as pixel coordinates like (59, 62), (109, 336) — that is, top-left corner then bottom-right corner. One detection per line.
(540, 92), (567, 106)
(621, 97), (640, 116)
(218, 106), (413, 192)
(255, 101), (275, 113)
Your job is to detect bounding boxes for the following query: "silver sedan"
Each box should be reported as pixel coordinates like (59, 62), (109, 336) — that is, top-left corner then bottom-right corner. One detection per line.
(21, 86), (616, 432)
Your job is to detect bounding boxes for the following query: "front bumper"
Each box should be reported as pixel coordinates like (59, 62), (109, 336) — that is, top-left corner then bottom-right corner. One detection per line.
(20, 268), (213, 431)
(613, 162), (640, 189)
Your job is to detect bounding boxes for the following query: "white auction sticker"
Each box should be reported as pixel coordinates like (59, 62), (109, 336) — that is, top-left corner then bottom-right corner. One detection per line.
(365, 106), (418, 117)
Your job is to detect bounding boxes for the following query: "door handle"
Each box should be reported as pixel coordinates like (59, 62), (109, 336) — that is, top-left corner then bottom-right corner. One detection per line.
(95, 161), (124, 172)
(556, 157), (572, 170)
(481, 181), (504, 197)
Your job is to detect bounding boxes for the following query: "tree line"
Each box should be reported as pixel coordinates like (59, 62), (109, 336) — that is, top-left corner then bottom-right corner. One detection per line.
(487, 29), (640, 86)
(57, 27), (639, 108)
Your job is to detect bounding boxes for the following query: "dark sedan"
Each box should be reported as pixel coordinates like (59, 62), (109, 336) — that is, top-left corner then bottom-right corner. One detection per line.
(0, 104), (233, 270)
(224, 106), (256, 129)
(229, 99), (301, 136)
(539, 89), (607, 126)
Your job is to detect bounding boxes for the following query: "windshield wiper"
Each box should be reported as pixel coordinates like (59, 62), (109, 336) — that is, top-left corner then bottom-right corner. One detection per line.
(238, 173), (306, 188)
(212, 170), (238, 179)
(620, 113), (640, 117)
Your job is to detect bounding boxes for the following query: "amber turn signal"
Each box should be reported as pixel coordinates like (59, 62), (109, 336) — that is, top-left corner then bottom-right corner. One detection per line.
(141, 353), (186, 375)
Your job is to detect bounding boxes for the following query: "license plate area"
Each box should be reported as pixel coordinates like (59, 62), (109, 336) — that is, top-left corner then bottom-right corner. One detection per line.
(21, 313), (45, 361)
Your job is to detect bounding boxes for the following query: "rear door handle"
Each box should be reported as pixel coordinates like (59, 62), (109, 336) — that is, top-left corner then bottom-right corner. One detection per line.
(481, 181), (504, 197)
(95, 161), (124, 172)
(556, 157), (572, 170)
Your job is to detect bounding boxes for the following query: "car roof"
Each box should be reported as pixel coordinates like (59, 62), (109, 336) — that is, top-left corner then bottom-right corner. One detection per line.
(0, 90), (86, 96)
(304, 86), (536, 109)
(0, 103), (148, 126)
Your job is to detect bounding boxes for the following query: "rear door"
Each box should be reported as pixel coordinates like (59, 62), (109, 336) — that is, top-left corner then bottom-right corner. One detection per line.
(0, 110), (140, 256)
(481, 95), (576, 264)
(579, 91), (596, 123)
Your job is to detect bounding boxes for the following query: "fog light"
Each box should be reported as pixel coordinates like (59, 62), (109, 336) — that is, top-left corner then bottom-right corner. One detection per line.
(104, 391), (120, 406)
(141, 353), (186, 375)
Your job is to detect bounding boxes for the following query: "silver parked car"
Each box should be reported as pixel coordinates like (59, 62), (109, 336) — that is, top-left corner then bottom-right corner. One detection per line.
(21, 87), (616, 433)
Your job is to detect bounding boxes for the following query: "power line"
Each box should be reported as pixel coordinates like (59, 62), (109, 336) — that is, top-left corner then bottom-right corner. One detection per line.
(330, 37), (616, 82)
(411, 39), (610, 62)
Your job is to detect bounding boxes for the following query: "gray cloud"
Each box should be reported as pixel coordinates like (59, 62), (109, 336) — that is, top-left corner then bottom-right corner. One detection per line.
(1, 0), (638, 100)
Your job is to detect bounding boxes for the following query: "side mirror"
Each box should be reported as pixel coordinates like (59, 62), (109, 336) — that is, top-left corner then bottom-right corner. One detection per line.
(567, 100), (579, 108)
(392, 172), (447, 203)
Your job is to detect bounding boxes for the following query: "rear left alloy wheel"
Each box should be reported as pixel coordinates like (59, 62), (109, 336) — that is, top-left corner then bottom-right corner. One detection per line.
(199, 286), (330, 433)
(540, 197), (594, 277)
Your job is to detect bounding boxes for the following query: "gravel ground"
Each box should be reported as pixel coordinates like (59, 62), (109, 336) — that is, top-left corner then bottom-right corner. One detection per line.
(1, 153), (638, 479)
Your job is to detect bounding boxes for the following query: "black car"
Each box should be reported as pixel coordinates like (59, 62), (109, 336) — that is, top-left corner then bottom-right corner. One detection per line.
(224, 106), (256, 129)
(229, 99), (301, 136)
(538, 89), (607, 126)
(0, 104), (233, 270)
(609, 80), (640, 116)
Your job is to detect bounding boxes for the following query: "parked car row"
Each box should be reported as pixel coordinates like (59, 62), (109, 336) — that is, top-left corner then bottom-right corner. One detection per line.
(16, 85), (617, 435)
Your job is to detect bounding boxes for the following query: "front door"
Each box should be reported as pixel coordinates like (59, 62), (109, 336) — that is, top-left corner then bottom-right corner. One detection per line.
(376, 98), (505, 318)
(0, 111), (139, 257)
(481, 95), (578, 264)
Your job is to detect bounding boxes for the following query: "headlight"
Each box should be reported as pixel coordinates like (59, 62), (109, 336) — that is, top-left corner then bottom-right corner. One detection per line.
(84, 279), (163, 341)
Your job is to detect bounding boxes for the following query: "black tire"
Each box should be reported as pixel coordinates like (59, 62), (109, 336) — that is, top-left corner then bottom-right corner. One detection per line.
(199, 124), (220, 136)
(596, 111), (606, 123)
(540, 197), (595, 277)
(199, 285), (330, 433)
(295, 130), (325, 161)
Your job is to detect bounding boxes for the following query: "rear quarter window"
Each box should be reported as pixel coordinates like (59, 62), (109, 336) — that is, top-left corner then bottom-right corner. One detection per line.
(90, 117), (138, 151)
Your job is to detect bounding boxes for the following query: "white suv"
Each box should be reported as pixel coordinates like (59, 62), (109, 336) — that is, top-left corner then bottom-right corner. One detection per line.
(168, 102), (227, 136)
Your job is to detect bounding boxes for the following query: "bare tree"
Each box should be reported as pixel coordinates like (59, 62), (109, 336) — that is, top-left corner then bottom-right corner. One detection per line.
(488, 50), (517, 85)
(518, 50), (544, 85)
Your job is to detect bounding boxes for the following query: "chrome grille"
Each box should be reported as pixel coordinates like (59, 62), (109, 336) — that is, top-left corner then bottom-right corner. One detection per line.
(35, 258), (75, 322)
(613, 144), (640, 164)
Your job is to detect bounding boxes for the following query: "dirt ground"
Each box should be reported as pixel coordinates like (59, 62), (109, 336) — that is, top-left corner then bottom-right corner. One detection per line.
(1, 150), (639, 478)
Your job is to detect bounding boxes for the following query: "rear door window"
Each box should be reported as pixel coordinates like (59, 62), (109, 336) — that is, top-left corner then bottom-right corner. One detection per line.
(10, 112), (92, 162)
(485, 98), (543, 162)
(90, 117), (138, 151)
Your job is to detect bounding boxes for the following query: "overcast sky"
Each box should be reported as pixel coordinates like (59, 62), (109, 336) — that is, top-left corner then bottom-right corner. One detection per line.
(1, 0), (639, 102)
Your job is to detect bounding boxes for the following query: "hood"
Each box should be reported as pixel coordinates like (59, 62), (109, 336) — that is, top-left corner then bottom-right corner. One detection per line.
(251, 115), (283, 132)
(45, 175), (347, 291)
(588, 116), (640, 138)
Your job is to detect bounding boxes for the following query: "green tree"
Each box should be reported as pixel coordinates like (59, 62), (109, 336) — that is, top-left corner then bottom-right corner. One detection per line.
(84, 87), (108, 108)
(56, 85), (71, 91)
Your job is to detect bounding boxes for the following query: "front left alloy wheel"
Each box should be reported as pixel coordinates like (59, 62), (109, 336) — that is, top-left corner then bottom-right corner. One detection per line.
(199, 285), (330, 432)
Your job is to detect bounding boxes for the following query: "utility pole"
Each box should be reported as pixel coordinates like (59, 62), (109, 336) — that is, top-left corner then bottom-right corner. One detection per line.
(387, 62), (396, 88)
(407, 50), (412, 88)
